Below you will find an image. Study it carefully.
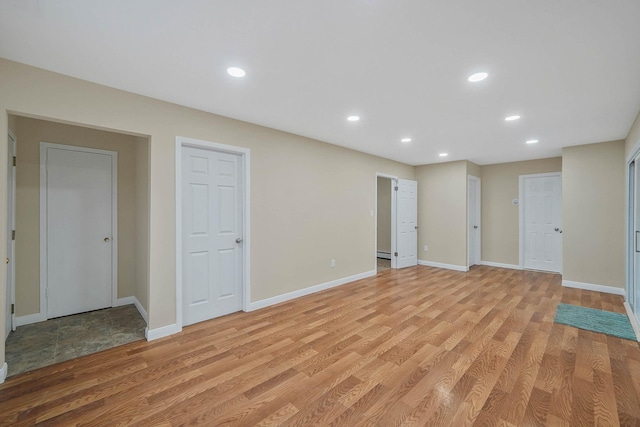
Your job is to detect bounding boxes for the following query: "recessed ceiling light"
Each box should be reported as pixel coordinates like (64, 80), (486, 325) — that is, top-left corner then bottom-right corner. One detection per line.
(505, 115), (521, 121)
(526, 139), (539, 144)
(347, 115), (360, 122)
(439, 153), (448, 157)
(401, 138), (412, 143)
(468, 72), (488, 82)
(227, 67), (246, 77)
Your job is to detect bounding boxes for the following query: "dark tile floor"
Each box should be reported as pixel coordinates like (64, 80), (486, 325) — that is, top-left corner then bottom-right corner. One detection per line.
(5, 304), (146, 377)
(377, 257), (391, 272)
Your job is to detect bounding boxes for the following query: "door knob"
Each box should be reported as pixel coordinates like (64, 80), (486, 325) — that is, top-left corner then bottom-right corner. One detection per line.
(235, 238), (243, 244)
(473, 225), (478, 229)
(104, 237), (110, 242)
(554, 228), (563, 233)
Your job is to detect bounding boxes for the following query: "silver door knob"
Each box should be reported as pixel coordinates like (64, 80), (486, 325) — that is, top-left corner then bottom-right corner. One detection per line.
(104, 237), (110, 242)
(473, 225), (478, 229)
(554, 228), (563, 233)
(235, 238), (243, 244)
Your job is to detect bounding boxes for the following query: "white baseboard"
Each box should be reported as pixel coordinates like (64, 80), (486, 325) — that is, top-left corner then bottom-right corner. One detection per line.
(133, 298), (148, 324)
(623, 302), (640, 342)
(247, 269), (377, 312)
(114, 296), (135, 306)
(0, 362), (7, 384)
(376, 251), (391, 260)
(14, 312), (46, 327)
(418, 260), (469, 272)
(145, 323), (181, 341)
(561, 280), (626, 296)
(479, 261), (522, 270)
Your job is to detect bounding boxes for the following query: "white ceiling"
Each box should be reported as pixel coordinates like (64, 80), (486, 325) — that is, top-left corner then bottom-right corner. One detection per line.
(1, 0), (640, 166)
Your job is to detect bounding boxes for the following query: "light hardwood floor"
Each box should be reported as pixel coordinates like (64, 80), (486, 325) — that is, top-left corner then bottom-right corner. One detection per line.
(1, 265), (639, 426)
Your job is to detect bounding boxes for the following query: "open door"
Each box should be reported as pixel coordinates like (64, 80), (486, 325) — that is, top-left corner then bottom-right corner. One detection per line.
(396, 179), (418, 268)
(5, 131), (16, 340)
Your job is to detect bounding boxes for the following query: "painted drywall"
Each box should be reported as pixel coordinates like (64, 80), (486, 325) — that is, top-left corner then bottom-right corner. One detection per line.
(135, 137), (150, 312)
(480, 157), (562, 266)
(626, 110), (640, 157)
(415, 161), (468, 267)
(13, 116), (142, 316)
(562, 140), (625, 288)
(376, 177), (392, 254)
(0, 58), (415, 365)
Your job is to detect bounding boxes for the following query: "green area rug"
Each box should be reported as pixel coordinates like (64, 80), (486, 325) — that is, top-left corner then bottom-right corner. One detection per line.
(554, 303), (637, 341)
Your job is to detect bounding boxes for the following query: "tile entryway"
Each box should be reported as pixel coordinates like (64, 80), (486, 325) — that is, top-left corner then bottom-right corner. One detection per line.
(5, 304), (145, 377)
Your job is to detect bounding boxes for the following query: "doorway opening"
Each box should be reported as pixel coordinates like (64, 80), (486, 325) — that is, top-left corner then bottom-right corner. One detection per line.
(467, 175), (481, 268)
(376, 176), (393, 272)
(4, 114), (150, 377)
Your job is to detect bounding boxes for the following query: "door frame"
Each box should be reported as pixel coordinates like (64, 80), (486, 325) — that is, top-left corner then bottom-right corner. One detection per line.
(467, 175), (481, 267)
(518, 171), (562, 271)
(39, 142), (118, 319)
(626, 142), (640, 329)
(6, 130), (16, 337)
(375, 173), (397, 270)
(175, 136), (251, 330)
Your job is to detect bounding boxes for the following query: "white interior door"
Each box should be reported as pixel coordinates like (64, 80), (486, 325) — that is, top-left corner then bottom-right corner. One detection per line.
(396, 179), (418, 269)
(42, 144), (115, 319)
(633, 155), (640, 314)
(521, 174), (562, 273)
(182, 146), (243, 326)
(5, 132), (16, 340)
(468, 176), (481, 267)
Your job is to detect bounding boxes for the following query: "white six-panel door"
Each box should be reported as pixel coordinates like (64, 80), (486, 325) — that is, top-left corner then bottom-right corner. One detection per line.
(182, 146), (243, 326)
(521, 174), (562, 273)
(396, 179), (418, 268)
(468, 176), (481, 267)
(42, 144), (115, 319)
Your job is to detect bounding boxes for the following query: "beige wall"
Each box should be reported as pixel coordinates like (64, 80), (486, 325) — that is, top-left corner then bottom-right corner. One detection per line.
(135, 137), (150, 312)
(376, 177), (392, 254)
(13, 116), (143, 316)
(416, 161), (468, 267)
(0, 57), (414, 371)
(562, 141), (625, 288)
(480, 158), (562, 266)
(626, 110), (640, 157)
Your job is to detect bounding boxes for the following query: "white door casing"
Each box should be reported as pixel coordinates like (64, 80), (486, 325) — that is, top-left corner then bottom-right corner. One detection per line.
(520, 173), (562, 273)
(40, 143), (117, 319)
(5, 131), (16, 339)
(181, 145), (243, 326)
(468, 176), (481, 267)
(396, 179), (418, 269)
(633, 154), (640, 314)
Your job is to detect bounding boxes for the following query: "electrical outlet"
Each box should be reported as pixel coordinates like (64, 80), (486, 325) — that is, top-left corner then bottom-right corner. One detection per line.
(423, 245), (429, 252)
(330, 259), (336, 268)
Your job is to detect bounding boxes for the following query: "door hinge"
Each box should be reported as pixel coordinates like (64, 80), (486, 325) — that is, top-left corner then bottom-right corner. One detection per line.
(11, 230), (15, 240)
(394, 252), (398, 257)
(12, 156), (16, 167)
(394, 186), (398, 191)
(11, 304), (14, 315)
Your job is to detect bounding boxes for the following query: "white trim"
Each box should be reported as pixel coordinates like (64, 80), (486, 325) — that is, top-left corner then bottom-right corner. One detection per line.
(14, 312), (47, 327)
(6, 130), (16, 334)
(624, 302), (640, 342)
(479, 261), (522, 270)
(113, 296), (135, 306)
(467, 175), (481, 268)
(561, 280), (626, 296)
(518, 172), (562, 272)
(39, 142), (118, 319)
(0, 362), (7, 384)
(176, 136), (251, 332)
(145, 323), (181, 341)
(247, 270), (376, 312)
(377, 251), (391, 259)
(133, 297), (148, 325)
(418, 260), (469, 272)
(375, 173), (398, 270)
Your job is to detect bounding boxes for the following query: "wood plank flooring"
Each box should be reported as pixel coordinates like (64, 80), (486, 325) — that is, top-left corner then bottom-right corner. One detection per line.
(1, 265), (639, 426)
